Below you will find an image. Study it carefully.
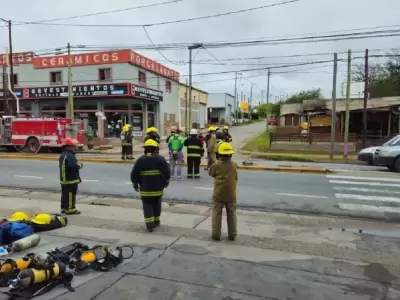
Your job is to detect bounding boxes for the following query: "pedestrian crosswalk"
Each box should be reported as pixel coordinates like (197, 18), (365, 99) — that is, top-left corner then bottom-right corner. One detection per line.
(327, 175), (400, 214)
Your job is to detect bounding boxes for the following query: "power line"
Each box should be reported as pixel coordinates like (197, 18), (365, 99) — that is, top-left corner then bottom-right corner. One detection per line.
(11, 0), (300, 28)
(8, 0), (190, 24)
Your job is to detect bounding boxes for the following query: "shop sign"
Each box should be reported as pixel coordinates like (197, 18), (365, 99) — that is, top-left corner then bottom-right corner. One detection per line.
(132, 85), (163, 101)
(0, 52), (33, 66)
(16, 83), (130, 99)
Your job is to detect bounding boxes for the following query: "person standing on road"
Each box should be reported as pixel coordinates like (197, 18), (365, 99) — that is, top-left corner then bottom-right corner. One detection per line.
(168, 130), (185, 180)
(59, 137), (83, 215)
(144, 127), (161, 154)
(208, 142), (238, 241)
(131, 139), (170, 232)
(184, 129), (204, 179)
(206, 127), (217, 170)
(222, 125), (232, 142)
(120, 124), (133, 160)
(215, 128), (224, 160)
(166, 126), (177, 143)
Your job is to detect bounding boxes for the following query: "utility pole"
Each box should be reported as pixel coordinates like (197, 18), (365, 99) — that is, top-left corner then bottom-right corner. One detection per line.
(329, 53), (338, 160)
(234, 72), (238, 122)
(188, 44), (202, 131)
(2, 65), (7, 115)
(266, 69), (271, 128)
(343, 50), (352, 159)
(185, 79), (188, 135)
(362, 49), (369, 148)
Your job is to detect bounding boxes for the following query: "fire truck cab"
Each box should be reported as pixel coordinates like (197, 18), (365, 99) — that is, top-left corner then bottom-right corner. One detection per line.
(0, 116), (85, 153)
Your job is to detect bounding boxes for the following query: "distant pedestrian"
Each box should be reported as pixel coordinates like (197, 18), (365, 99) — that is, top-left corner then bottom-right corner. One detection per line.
(168, 129), (184, 180)
(208, 142), (238, 241)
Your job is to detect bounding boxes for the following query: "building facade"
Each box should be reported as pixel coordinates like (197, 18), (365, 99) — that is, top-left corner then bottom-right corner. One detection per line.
(0, 50), (180, 137)
(178, 83), (208, 130)
(207, 93), (234, 125)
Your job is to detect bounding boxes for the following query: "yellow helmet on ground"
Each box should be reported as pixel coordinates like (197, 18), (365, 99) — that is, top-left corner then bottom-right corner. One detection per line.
(217, 142), (234, 155)
(223, 125), (229, 130)
(145, 127), (158, 134)
(8, 212), (30, 222)
(31, 213), (51, 225)
(143, 139), (159, 148)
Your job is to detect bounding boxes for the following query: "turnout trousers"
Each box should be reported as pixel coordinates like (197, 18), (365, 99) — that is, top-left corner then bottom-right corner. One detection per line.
(61, 184), (78, 212)
(211, 201), (237, 240)
(141, 196), (162, 231)
(121, 144), (133, 159)
(187, 157), (201, 178)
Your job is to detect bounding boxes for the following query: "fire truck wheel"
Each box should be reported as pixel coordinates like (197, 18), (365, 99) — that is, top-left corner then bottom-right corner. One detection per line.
(26, 138), (40, 153)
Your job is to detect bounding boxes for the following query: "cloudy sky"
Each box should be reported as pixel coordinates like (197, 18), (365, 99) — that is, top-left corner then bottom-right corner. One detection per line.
(0, 0), (399, 103)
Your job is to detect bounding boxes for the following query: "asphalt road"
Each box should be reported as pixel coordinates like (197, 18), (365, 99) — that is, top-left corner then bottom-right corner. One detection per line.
(3, 158), (400, 220)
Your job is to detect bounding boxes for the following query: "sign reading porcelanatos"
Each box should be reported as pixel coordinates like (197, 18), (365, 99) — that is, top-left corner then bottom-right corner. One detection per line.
(32, 50), (179, 81)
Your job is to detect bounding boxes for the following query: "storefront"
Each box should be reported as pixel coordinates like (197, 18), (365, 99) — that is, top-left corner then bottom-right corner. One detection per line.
(14, 82), (163, 137)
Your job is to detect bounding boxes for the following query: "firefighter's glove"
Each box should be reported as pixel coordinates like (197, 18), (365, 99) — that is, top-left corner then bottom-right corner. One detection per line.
(78, 163), (83, 169)
(133, 184), (139, 192)
(164, 180), (169, 188)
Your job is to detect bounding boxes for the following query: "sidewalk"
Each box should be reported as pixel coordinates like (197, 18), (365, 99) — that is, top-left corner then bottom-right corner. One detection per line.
(0, 189), (399, 299)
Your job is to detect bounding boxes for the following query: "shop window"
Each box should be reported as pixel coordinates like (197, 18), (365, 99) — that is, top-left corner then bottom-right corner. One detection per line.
(132, 103), (143, 111)
(103, 103), (129, 111)
(138, 71), (146, 85)
(12, 74), (18, 86)
(147, 113), (155, 127)
(50, 71), (62, 84)
(41, 104), (65, 111)
(75, 103), (98, 110)
(147, 103), (155, 112)
(165, 80), (172, 92)
(98, 68), (112, 81)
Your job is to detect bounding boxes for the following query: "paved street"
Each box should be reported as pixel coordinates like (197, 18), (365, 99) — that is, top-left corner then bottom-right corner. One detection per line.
(2, 159), (400, 220)
(0, 193), (399, 299)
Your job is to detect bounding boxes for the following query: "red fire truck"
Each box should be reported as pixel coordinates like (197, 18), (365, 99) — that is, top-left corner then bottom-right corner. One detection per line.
(0, 116), (85, 153)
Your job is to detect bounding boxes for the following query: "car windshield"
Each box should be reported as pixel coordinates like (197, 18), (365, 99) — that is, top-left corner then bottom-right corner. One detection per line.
(383, 136), (400, 146)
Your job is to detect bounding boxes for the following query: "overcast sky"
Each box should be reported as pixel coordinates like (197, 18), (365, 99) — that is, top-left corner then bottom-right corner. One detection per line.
(0, 0), (399, 103)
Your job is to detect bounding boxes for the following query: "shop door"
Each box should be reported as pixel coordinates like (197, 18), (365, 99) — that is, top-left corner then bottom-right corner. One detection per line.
(199, 105), (206, 128)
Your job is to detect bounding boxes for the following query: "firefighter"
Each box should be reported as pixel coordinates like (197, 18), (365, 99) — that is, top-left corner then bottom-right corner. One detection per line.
(59, 137), (83, 215)
(168, 129), (184, 181)
(208, 142), (238, 241)
(206, 126), (217, 170)
(130, 139), (171, 232)
(184, 129), (204, 179)
(222, 125), (232, 142)
(215, 127), (224, 160)
(120, 124), (133, 160)
(144, 127), (161, 144)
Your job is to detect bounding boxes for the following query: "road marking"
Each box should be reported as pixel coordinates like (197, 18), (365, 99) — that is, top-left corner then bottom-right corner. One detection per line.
(276, 193), (327, 199)
(327, 175), (400, 182)
(333, 186), (400, 194)
(13, 175), (43, 179)
(82, 179), (99, 182)
(335, 193), (400, 203)
(329, 180), (400, 188)
(338, 203), (400, 213)
(194, 187), (213, 190)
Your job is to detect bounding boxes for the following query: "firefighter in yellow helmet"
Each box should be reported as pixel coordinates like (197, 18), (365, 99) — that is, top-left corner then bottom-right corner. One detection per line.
(205, 126), (217, 170)
(208, 142), (238, 241)
(130, 139), (171, 232)
(120, 124), (133, 160)
(222, 125), (232, 142)
(145, 127), (161, 144)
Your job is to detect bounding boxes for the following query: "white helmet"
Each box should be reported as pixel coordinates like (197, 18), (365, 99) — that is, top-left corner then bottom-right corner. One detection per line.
(190, 129), (198, 135)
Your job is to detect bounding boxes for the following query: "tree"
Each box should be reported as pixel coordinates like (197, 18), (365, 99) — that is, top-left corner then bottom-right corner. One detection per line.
(352, 51), (400, 97)
(284, 88), (324, 104)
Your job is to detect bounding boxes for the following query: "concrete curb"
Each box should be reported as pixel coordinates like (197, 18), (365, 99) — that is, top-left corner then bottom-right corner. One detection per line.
(0, 154), (330, 174)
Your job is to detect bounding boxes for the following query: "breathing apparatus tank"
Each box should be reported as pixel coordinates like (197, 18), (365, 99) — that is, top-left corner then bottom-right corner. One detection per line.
(7, 234), (41, 253)
(0, 254), (34, 275)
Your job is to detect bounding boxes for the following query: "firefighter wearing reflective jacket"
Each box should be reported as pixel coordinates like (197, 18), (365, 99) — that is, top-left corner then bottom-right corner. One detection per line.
(59, 138), (82, 215)
(206, 127), (217, 170)
(222, 125), (232, 142)
(144, 127), (161, 144)
(184, 129), (204, 179)
(121, 124), (133, 160)
(130, 139), (171, 232)
(208, 142), (238, 241)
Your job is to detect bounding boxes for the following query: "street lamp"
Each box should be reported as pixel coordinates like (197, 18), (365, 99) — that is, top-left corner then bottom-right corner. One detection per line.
(187, 43), (203, 134)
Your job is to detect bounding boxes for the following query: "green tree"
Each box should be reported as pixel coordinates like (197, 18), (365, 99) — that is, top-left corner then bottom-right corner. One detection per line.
(284, 88), (324, 104)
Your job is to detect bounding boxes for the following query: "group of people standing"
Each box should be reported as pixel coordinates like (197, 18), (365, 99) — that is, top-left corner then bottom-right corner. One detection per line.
(58, 124), (238, 241)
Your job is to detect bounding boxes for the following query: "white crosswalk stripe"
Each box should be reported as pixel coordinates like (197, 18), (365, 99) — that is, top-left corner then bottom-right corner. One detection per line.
(327, 174), (400, 214)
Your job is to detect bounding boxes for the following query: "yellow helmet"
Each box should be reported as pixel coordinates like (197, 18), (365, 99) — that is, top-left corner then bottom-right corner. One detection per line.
(8, 212), (30, 222)
(143, 139), (159, 148)
(123, 124), (131, 131)
(217, 142), (234, 155)
(145, 127), (158, 134)
(208, 126), (215, 132)
(31, 213), (51, 225)
(223, 125), (229, 130)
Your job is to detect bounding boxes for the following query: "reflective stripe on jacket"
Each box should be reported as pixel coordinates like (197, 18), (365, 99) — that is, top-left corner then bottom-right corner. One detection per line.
(184, 136), (204, 157)
(59, 150), (82, 185)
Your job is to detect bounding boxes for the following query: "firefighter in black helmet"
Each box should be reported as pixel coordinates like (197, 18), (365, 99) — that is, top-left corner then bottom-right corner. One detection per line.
(130, 139), (171, 232)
